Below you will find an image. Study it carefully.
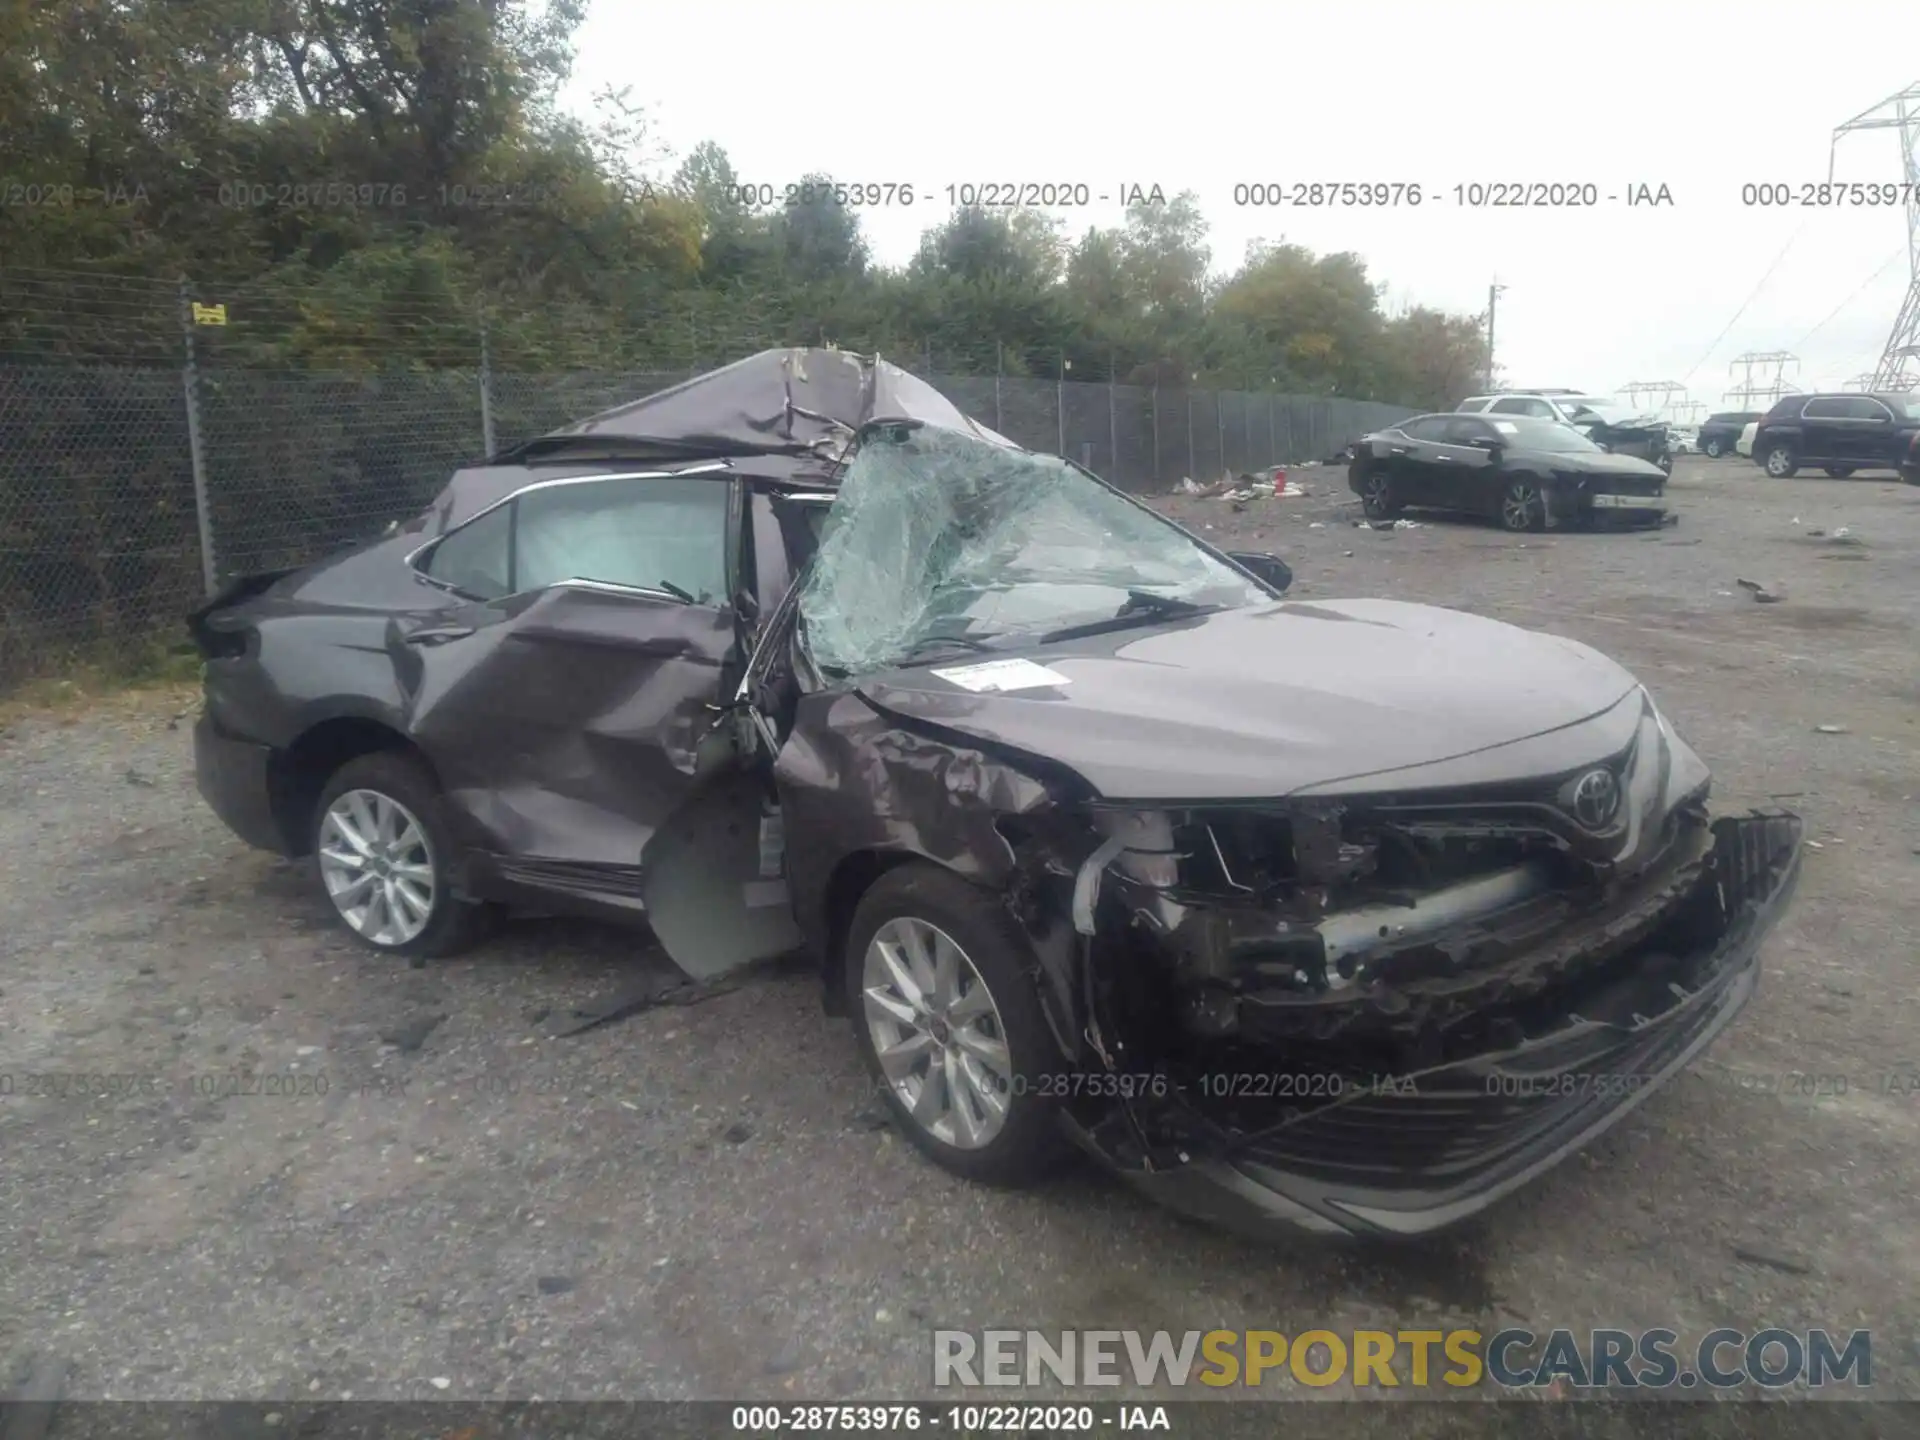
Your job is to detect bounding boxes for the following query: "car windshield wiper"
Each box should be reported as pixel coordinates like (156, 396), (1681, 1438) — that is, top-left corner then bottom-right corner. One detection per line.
(892, 631), (1002, 665)
(1036, 591), (1221, 644)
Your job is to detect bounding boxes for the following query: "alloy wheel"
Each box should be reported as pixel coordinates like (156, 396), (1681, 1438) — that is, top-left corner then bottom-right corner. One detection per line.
(861, 916), (1013, 1150)
(1502, 481), (1542, 531)
(317, 788), (438, 946)
(1704, 439), (1723, 458)
(1363, 473), (1394, 516)
(1765, 446), (1795, 478)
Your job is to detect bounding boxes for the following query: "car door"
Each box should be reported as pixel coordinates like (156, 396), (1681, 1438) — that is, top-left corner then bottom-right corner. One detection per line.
(399, 470), (749, 889)
(1438, 415), (1501, 512)
(1382, 415), (1454, 505)
(1794, 396), (1848, 464)
(1837, 395), (1899, 467)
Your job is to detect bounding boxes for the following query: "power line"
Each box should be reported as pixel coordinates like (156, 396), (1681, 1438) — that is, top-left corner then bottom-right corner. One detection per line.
(1793, 245), (1909, 351)
(1680, 221), (1812, 388)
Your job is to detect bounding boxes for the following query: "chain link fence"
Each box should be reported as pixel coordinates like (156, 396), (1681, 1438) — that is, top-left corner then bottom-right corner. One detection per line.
(0, 269), (1416, 690)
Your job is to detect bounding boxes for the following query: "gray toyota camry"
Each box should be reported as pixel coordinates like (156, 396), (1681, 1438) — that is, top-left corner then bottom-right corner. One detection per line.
(190, 348), (1802, 1241)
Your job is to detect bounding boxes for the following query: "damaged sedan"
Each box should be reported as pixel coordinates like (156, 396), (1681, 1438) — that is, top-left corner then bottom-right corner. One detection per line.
(191, 348), (1802, 1240)
(1350, 413), (1669, 530)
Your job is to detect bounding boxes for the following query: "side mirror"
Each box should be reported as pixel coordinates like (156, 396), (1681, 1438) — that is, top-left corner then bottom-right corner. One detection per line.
(1228, 552), (1293, 593)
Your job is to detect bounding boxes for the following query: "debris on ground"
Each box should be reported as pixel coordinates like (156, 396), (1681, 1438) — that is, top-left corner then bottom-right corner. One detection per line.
(3, 1351), (69, 1440)
(1735, 578), (1785, 603)
(1177, 477), (1233, 497)
(1815, 725), (1850, 735)
(849, 1096), (893, 1131)
(380, 1012), (447, 1053)
(1731, 1243), (1815, 1277)
(555, 975), (738, 1037)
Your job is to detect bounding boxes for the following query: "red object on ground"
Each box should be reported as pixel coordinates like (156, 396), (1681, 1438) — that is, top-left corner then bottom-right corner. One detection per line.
(1272, 469), (1290, 495)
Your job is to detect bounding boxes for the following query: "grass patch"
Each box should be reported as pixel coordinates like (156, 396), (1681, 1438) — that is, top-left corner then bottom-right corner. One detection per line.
(0, 635), (203, 727)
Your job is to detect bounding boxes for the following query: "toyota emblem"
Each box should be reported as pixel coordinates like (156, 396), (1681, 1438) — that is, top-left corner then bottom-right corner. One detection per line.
(1570, 767), (1620, 828)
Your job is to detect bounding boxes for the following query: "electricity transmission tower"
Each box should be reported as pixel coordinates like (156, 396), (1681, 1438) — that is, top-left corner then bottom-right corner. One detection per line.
(1725, 351), (1801, 406)
(1830, 82), (1920, 390)
(1843, 372), (1882, 390)
(1620, 380), (1686, 417)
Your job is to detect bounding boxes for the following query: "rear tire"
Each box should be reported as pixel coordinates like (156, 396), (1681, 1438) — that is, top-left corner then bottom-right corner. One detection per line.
(311, 752), (498, 958)
(1763, 443), (1799, 479)
(1703, 438), (1724, 458)
(845, 863), (1069, 1186)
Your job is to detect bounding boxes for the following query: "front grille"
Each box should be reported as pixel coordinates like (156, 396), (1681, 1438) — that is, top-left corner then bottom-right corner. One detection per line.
(1206, 812), (1800, 1193)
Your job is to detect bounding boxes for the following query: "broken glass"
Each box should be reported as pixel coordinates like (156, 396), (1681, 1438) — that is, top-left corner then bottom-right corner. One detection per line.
(797, 424), (1271, 676)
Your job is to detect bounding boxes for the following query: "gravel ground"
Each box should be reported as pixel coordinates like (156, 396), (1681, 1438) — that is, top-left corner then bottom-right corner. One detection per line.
(2, 457), (1917, 1421)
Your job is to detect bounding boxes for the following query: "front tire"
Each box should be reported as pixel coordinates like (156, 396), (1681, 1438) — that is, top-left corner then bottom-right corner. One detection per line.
(312, 752), (497, 958)
(1763, 443), (1799, 479)
(1360, 469), (1400, 519)
(846, 863), (1068, 1186)
(1703, 438), (1724, 458)
(1501, 478), (1546, 532)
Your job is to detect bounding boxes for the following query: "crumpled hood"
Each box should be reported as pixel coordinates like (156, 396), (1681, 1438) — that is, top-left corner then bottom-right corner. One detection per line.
(1555, 451), (1668, 479)
(855, 599), (1643, 800)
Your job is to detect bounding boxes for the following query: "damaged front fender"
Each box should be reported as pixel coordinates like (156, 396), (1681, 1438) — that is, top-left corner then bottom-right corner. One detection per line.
(775, 689), (1103, 1057)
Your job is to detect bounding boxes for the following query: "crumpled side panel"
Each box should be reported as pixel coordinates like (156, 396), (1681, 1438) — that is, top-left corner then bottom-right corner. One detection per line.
(396, 587), (734, 864)
(772, 690), (1056, 956)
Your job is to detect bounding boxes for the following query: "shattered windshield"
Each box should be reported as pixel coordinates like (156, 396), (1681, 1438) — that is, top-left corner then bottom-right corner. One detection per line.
(796, 423), (1272, 675)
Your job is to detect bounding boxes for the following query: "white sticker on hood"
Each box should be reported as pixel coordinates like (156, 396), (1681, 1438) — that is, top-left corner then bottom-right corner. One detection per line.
(929, 658), (1072, 693)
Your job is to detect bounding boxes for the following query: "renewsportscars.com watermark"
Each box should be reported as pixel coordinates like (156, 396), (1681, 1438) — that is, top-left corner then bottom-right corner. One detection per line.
(933, 1328), (1872, 1390)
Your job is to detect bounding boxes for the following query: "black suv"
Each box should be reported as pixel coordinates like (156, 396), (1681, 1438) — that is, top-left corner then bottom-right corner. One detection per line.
(1696, 411), (1760, 459)
(1750, 392), (1920, 478)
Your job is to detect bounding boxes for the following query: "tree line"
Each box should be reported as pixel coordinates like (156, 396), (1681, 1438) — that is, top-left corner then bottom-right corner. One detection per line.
(0, 0), (1488, 405)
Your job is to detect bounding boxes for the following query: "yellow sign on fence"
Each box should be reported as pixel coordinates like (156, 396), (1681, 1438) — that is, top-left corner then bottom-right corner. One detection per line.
(191, 302), (227, 326)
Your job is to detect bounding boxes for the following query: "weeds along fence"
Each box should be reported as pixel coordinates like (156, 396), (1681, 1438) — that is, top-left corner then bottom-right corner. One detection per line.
(0, 267), (1416, 689)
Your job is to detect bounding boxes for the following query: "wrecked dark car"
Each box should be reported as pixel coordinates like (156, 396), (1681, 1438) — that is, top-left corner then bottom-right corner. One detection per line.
(1554, 398), (1676, 475)
(1350, 413), (1670, 531)
(191, 348), (1802, 1241)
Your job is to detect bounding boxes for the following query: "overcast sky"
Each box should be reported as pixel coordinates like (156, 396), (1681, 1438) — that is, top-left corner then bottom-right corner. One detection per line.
(562, 0), (1917, 415)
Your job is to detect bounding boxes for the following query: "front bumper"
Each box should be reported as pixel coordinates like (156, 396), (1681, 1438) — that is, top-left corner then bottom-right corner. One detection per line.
(1070, 811), (1802, 1240)
(1586, 493), (1666, 514)
(193, 710), (287, 853)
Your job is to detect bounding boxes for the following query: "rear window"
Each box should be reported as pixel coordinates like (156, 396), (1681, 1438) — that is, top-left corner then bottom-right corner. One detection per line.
(1765, 397), (1807, 419)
